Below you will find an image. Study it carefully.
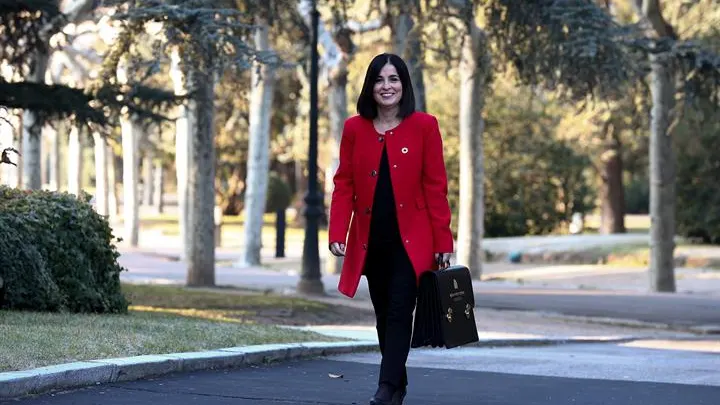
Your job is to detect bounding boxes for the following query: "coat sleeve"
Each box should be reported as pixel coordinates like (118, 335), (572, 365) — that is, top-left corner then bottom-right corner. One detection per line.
(422, 116), (454, 253)
(328, 119), (355, 245)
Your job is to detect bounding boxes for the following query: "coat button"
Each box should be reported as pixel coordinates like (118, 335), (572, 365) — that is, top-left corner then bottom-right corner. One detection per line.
(353, 195), (357, 201)
(378, 136), (384, 142)
(393, 164), (397, 169)
(371, 170), (377, 177)
(389, 131), (394, 135)
(405, 239), (409, 244)
(399, 203), (404, 208)
(365, 207), (371, 214)
(362, 243), (367, 250)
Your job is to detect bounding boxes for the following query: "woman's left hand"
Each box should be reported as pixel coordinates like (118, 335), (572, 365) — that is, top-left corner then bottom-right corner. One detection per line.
(434, 252), (452, 269)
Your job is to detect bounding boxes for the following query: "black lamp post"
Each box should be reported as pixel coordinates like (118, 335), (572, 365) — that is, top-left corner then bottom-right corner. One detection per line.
(297, 0), (325, 295)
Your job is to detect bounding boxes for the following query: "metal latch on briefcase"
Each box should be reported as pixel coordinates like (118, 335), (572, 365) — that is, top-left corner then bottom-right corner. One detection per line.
(446, 303), (473, 323)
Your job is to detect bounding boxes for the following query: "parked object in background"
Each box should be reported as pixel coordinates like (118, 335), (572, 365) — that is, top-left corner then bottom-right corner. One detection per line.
(569, 212), (585, 235)
(508, 251), (522, 263)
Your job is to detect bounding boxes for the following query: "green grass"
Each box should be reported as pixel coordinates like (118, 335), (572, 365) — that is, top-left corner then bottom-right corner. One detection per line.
(582, 214), (652, 234)
(122, 283), (329, 312)
(582, 242), (650, 258)
(563, 243), (720, 269)
(130, 212), (328, 242)
(0, 284), (342, 372)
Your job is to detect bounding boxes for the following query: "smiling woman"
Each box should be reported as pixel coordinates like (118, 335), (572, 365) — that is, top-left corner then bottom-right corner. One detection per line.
(328, 53), (454, 405)
(356, 54), (416, 123)
(373, 63), (403, 109)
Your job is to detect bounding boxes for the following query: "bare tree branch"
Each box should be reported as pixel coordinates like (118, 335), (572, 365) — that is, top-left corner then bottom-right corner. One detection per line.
(59, 0), (97, 23)
(345, 17), (385, 33)
(640, 0), (677, 39)
(0, 147), (20, 166)
(63, 44), (104, 65)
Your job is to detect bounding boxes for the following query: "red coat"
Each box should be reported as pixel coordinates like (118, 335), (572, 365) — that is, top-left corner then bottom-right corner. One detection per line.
(329, 112), (454, 298)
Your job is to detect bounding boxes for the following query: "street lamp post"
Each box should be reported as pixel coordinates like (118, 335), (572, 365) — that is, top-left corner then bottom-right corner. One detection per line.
(297, 0), (325, 295)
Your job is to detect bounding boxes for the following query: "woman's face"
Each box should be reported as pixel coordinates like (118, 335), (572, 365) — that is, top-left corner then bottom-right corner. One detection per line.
(373, 63), (403, 110)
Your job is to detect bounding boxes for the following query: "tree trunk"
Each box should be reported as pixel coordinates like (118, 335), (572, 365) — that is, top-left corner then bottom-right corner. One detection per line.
(45, 125), (60, 190)
(633, 0), (677, 292)
(391, 0), (426, 112)
(153, 158), (164, 214)
(93, 131), (110, 216)
(599, 144), (626, 234)
(121, 116), (140, 247)
(324, 63), (348, 275)
(171, 48), (193, 259)
(40, 126), (48, 186)
(142, 150), (154, 206)
(456, 23), (489, 278)
(107, 147), (119, 219)
(21, 52), (49, 190)
(185, 70), (216, 287)
(67, 126), (83, 195)
(648, 51), (676, 292)
(241, 19), (276, 267)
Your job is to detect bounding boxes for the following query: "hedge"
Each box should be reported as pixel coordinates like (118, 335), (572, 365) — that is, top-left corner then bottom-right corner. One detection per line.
(0, 187), (128, 313)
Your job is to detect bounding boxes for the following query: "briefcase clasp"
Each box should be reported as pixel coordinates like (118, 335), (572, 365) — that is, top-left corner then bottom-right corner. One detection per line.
(465, 303), (472, 319)
(446, 307), (453, 323)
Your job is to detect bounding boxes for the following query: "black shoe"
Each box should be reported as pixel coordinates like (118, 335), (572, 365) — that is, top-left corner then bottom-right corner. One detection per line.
(369, 383), (395, 405)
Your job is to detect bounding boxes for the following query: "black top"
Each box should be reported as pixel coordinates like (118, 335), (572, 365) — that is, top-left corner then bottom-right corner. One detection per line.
(368, 144), (401, 245)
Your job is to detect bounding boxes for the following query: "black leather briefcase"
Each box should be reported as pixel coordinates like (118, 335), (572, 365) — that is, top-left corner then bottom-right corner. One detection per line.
(411, 265), (479, 349)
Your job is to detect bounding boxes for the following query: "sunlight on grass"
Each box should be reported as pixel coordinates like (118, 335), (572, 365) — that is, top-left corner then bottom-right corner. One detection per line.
(122, 284), (329, 311)
(129, 305), (256, 323)
(0, 284), (341, 372)
(583, 214), (651, 233)
(581, 242), (720, 268)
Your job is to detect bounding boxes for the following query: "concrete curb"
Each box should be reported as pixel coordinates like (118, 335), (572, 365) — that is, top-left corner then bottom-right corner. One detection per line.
(467, 336), (640, 348)
(536, 312), (720, 335)
(0, 340), (377, 400)
(0, 334), (648, 400)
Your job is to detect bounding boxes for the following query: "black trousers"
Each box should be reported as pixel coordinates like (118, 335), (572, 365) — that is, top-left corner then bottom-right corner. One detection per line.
(364, 237), (418, 390)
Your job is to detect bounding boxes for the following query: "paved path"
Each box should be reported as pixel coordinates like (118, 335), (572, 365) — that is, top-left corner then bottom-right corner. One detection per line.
(474, 287), (720, 329)
(480, 233), (651, 254)
(8, 341), (720, 405)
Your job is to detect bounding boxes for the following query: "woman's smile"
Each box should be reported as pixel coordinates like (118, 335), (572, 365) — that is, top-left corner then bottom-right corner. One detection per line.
(373, 63), (403, 108)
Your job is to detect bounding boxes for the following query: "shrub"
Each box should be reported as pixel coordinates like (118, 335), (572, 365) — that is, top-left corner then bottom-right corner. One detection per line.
(438, 80), (595, 238)
(265, 171), (293, 214)
(675, 106), (720, 244)
(481, 92), (595, 237)
(0, 187), (128, 313)
(0, 215), (63, 311)
(624, 176), (649, 215)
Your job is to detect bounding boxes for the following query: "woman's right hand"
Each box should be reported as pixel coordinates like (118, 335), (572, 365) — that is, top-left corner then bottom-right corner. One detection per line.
(329, 242), (346, 257)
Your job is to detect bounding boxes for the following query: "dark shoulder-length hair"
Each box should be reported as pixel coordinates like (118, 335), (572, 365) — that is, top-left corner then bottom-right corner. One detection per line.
(356, 53), (415, 119)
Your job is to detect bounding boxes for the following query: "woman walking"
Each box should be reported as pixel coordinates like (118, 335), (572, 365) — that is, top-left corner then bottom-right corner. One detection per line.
(328, 53), (454, 405)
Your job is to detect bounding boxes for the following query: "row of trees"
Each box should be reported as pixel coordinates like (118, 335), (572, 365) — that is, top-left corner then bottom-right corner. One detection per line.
(3, 1), (720, 294)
